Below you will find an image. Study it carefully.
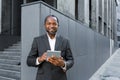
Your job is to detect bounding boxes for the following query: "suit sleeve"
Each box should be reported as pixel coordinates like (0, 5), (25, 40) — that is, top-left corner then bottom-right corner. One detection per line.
(65, 39), (74, 70)
(27, 38), (38, 67)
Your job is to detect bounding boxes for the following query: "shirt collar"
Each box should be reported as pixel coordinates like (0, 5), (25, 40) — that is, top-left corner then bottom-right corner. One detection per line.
(47, 33), (57, 40)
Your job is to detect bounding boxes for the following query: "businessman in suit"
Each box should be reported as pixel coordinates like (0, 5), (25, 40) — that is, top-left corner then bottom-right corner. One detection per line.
(27, 15), (74, 80)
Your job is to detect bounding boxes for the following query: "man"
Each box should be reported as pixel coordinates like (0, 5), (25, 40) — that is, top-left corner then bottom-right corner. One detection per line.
(27, 15), (74, 80)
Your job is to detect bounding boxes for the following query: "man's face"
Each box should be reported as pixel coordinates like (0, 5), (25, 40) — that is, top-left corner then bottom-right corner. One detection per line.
(45, 16), (58, 35)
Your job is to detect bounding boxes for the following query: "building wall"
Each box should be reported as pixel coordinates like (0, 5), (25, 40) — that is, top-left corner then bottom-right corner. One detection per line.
(84, 0), (89, 25)
(57, 0), (75, 18)
(117, 5), (120, 47)
(89, 0), (118, 52)
(0, 0), (1, 33)
(21, 2), (110, 80)
(89, 0), (117, 40)
(78, 0), (84, 22)
(0, 0), (117, 38)
(90, 0), (98, 30)
(21, 3), (40, 80)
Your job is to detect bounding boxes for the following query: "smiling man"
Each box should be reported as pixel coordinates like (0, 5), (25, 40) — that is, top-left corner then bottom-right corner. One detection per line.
(27, 15), (74, 80)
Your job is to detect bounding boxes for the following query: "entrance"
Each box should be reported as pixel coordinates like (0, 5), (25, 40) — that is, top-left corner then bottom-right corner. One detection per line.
(1, 0), (23, 36)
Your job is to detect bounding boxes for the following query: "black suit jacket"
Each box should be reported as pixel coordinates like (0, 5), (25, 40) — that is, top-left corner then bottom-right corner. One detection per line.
(27, 34), (74, 80)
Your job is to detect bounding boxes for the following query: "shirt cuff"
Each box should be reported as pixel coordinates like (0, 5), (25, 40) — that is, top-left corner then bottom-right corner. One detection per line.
(61, 61), (66, 71)
(36, 57), (42, 65)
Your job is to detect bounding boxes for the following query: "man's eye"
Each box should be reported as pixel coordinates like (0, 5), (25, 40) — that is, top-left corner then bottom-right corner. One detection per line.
(53, 23), (57, 26)
(47, 23), (51, 25)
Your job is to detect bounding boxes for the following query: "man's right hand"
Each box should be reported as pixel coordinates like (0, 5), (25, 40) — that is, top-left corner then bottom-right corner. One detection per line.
(38, 53), (47, 62)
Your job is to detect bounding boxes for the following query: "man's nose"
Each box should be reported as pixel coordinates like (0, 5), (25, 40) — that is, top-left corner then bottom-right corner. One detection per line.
(50, 24), (54, 27)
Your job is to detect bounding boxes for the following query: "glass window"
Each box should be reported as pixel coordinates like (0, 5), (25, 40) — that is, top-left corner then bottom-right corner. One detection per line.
(117, 19), (120, 32)
(98, 16), (102, 33)
(104, 22), (107, 36)
(117, 36), (120, 41)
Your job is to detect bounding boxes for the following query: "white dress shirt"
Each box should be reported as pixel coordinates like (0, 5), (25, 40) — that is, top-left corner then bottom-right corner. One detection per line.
(47, 34), (56, 51)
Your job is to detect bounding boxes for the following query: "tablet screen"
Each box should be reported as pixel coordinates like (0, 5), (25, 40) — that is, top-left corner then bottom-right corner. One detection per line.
(47, 50), (61, 57)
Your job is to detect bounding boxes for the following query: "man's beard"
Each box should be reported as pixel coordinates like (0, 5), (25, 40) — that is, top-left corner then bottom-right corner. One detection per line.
(47, 30), (57, 35)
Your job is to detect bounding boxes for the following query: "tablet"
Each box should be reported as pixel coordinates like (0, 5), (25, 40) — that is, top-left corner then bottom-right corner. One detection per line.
(47, 50), (61, 57)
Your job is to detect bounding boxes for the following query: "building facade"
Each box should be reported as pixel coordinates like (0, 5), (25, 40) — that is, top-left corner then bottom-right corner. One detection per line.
(0, 0), (118, 38)
(0, 0), (118, 80)
(117, 19), (120, 47)
(117, 4), (120, 47)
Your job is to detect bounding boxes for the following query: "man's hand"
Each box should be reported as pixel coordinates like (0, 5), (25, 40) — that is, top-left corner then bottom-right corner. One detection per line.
(38, 52), (47, 62)
(48, 56), (65, 67)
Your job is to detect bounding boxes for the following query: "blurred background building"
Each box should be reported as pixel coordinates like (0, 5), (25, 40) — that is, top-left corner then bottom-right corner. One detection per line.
(0, 0), (119, 80)
(117, 1), (120, 47)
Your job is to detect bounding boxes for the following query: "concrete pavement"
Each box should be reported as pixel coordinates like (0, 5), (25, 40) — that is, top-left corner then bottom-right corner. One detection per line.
(89, 48), (120, 80)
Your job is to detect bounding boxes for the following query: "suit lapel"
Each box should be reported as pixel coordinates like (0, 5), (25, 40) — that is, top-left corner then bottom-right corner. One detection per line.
(42, 34), (51, 50)
(55, 35), (62, 50)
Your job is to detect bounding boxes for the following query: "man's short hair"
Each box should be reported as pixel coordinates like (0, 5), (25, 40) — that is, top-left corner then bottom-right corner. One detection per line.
(44, 15), (59, 25)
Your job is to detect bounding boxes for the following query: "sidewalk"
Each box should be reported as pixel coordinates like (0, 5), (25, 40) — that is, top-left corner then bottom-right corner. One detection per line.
(89, 48), (120, 80)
